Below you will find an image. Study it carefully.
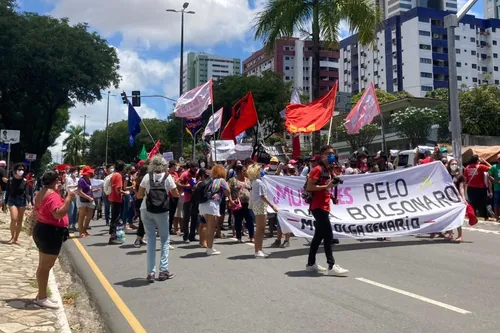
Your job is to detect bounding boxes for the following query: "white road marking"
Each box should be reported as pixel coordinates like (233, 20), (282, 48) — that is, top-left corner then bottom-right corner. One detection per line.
(355, 277), (471, 314)
(463, 227), (500, 235)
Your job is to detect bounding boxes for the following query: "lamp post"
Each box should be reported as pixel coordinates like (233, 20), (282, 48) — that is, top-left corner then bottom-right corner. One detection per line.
(445, 0), (478, 172)
(167, 2), (195, 159)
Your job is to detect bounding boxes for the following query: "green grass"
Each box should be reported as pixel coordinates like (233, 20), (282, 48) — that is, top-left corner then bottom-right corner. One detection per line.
(62, 291), (79, 301)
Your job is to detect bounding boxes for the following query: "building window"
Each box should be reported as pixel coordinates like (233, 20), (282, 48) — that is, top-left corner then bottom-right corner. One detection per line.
(400, 3), (412, 9)
(495, 53), (499, 58)
(457, 76), (462, 80)
(285, 66), (290, 70)
(496, 80), (499, 85)
(455, 35), (460, 40)
(419, 44), (431, 50)
(471, 50), (476, 55)
(285, 56), (290, 60)
(495, 66), (499, 71)
(421, 86), (433, 92)
(446, 2), (458, 8)
(456, 49), (461, 54)
(285, 76), (290, 80)
(457, 62), (461, 67)
(420, 72), (433, 78)
(419, 30), (431, 36)
(482, 66), (488, 72)
(473, 77), (478, 82)
(494, 40), (498, 45)
(420, 57), (432, 64)
(472, 64), (477, 69)
(470, 37), (476, 42)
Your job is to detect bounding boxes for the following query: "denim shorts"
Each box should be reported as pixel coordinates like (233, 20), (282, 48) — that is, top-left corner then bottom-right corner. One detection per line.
(494, 191), (500, 206)
(8, 196), (27, 208)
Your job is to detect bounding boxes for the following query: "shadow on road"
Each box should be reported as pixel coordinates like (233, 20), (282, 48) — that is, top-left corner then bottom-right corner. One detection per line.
(87, 242), (111, 247)
(114, 278), (150, 288)
(179, 252), (209, 259)
(284, 270), (323, 278)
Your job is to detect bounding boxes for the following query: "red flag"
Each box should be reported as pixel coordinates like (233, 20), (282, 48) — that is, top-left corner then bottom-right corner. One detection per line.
(344, 82), (380, 134)
(285, 81), (338, 134)
(220, 92), (258, 140)
(292, 135), (301, 159)
(147, 140), (161, 160)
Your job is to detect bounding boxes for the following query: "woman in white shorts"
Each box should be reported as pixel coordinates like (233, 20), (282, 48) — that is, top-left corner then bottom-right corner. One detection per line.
(198, 165), (234, 256)
(247, 163), (278, 258)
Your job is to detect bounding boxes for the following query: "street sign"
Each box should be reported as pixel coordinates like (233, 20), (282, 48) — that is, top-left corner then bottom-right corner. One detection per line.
(0, 144), (8, 152)
(25, 153), (37, 161)
(0, 129), (20, 144)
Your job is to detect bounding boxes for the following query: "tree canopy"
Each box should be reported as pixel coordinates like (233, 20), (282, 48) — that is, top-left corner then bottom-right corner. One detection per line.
(351, 88), (413, 105)
(391, 107), (440, 147)
(0, 0), (120, 170)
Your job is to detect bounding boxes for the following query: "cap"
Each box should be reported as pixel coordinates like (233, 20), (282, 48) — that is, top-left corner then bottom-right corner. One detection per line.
(81, 165), (95, 176)
(270, 156), (279, 163)
(289, 159), (297, 164)
(311, 154), (322, 161)
(287, 164), (296, 169)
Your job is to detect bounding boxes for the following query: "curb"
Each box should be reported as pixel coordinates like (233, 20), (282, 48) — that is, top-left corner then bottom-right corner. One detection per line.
(49, 268), (72, 333)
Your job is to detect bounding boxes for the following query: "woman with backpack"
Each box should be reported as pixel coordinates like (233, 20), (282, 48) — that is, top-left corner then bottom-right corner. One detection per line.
(136, 155), (179, 283)
(6, 162), (30, 244)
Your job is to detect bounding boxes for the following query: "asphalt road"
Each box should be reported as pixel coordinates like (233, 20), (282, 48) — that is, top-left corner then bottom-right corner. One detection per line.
(63, 221), (500, 333)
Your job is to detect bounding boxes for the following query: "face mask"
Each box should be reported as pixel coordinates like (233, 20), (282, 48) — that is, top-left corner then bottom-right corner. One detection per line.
(16, 170), (24, 176)
(269, 164), (278, 171)
(175, 166), (180, 172)
(200, 162), (206, 168)
(328, 154), (336, 164)
(450, 164), (458, 171)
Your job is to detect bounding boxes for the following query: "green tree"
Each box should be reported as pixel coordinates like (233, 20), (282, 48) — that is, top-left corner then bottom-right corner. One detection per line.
(425, 88), (448, 100)
(351, 89), (398, 105)
(62, 125), (86, 165)
(254, 0), (382, 153)
(391, 107), (440, 147)
(334, 121), (380, 151)
(0, 0), (120, 170)
(38, 150), (53, 174)
(460, 84), (500, 136)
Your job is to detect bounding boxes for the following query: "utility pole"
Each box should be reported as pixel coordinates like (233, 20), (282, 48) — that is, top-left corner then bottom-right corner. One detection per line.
(445, 0), (478, 172)
(105, 91), (117, 166)
(167, 2), (195, 159)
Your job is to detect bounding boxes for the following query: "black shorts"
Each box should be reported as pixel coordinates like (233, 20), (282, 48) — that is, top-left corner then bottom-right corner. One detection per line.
(33, 222), (68, 255)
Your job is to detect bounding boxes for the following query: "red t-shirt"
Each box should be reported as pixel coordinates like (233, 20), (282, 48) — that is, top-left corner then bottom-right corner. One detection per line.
(109, 173), (123, 203)
(420, 157), (432, 164)
(168, 171), (179, 198)
(179, 170), (194, 202)
(26, 174), (34, 189)
(35, 192), (68, 228)
(309, 165), (332, 212)
(464, 164), (490, 188)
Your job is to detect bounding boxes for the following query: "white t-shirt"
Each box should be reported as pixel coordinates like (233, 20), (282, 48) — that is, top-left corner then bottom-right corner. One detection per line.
(91, 179), (104, 198)
(250, 179), (267, 205)
(139, 173), (176, 211)
(65, 176), (79, 192)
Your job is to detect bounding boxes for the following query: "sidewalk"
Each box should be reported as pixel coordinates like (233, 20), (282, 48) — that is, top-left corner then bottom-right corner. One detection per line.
(0, 213), (70, 333)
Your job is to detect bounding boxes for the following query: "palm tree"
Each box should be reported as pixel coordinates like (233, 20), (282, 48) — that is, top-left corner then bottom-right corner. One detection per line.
(254, 0), (382, 152)
(62, 125), (86, 165)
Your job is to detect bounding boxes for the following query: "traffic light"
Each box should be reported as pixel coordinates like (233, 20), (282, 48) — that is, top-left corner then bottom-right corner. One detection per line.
(121, 92), (128, 105)
(132, 91), (141, 107)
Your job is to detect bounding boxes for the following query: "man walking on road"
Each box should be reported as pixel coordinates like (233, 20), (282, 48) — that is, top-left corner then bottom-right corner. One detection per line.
(305, 145), (349, 276)
(108, 160), (128, 245)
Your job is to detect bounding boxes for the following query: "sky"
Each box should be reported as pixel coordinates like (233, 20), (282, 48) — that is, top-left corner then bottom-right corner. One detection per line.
(18, 0), (484, 161)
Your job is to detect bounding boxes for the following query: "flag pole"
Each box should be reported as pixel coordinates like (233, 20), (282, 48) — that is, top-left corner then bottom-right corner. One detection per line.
(211, 103), (217, 164)
(140, 120), (156, 145)
(327, 117), (334, 145)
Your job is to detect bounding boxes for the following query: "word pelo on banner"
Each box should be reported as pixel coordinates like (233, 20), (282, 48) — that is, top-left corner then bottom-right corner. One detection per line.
(262, 162), (466, 239)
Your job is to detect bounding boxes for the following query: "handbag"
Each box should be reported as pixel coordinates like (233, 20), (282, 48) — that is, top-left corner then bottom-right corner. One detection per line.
(24, 209), (38, 236)
(231, 182), (244, 212)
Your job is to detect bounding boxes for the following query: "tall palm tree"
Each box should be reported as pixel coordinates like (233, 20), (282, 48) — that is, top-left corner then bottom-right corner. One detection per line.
(254, 0), (382, 153)
(62, 125), (86, 165)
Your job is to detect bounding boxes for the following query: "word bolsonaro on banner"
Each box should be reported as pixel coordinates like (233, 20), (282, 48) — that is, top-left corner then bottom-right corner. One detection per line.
(261, 162), (466, 239)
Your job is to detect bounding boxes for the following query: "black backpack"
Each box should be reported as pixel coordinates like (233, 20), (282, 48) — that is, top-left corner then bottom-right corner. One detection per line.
(196, 178), (214, 204)
(146, 173), (169, 214)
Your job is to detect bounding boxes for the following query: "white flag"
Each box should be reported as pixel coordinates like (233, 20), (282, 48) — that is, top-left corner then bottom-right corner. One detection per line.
(202, 107), (223, 139)
(280, 88), (301, 119)
(174, 79), (212, 119)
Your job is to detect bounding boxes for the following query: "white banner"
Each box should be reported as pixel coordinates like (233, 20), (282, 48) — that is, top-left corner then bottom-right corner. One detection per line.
(163, 152), (174, 161)
(174, 79), (212, 119)
(261, 162), (466, 239)
(210, 141), (252, 161)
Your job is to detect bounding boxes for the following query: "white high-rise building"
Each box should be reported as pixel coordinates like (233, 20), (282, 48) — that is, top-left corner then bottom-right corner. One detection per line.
(340, 7), (500, 97)
(485, 0), (500, 19)
(385, 0), (457, 18)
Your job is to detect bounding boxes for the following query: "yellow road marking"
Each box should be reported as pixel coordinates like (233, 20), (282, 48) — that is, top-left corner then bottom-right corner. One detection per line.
(71, 234), (147, 333)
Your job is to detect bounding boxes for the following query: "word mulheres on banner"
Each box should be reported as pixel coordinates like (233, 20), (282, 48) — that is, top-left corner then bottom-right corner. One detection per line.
(261, 162), (466, 239)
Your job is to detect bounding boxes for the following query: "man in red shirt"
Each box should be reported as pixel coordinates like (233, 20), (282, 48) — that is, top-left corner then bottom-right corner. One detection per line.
(108, 160), (129, 245)
(305, 145), (348, 276)
(178, 162), (198, 243)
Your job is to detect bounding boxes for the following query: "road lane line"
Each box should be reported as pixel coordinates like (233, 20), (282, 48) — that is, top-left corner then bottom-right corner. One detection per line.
(355, 277), (471, 314)
(71, 235), (147, 333)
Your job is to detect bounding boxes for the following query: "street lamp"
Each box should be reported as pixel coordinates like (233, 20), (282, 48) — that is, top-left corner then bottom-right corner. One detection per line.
(167, 2), (195, 159)
(445, 0), (478, 172)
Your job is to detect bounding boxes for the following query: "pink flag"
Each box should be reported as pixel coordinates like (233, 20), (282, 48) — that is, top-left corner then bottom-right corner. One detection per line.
(344, 82), (380, 134)
(203, 107), (223, 139)
(174, 79), (213, 119)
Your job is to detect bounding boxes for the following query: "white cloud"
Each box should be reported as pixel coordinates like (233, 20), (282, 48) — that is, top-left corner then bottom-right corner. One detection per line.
(49, 0), (265, 50)
(49, 48), (176, 160)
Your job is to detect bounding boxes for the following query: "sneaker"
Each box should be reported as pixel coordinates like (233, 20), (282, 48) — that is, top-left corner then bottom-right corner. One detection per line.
(332, 238), (340, 245)
(158, 270), (175, 281)
(34, 297), (60, 309)
(328, 264), (349, 276)
(280, 240), (290, 248)
(134, 239), (142, 248)
(140, 239), (147, 246)
(254, 251), (268, 258)
(206, 248), (221, 256)
(305, 263), (327, 272)
(146, 273), (155, 283)
(183, 239), (190, 244)
(108, 238), (123, 245)
(270, 239), (281, 248)
(169, 245), (175, 250)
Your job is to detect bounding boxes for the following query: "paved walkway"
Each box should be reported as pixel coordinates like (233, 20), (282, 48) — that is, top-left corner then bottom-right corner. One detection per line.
(0, 214), (70, 333)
